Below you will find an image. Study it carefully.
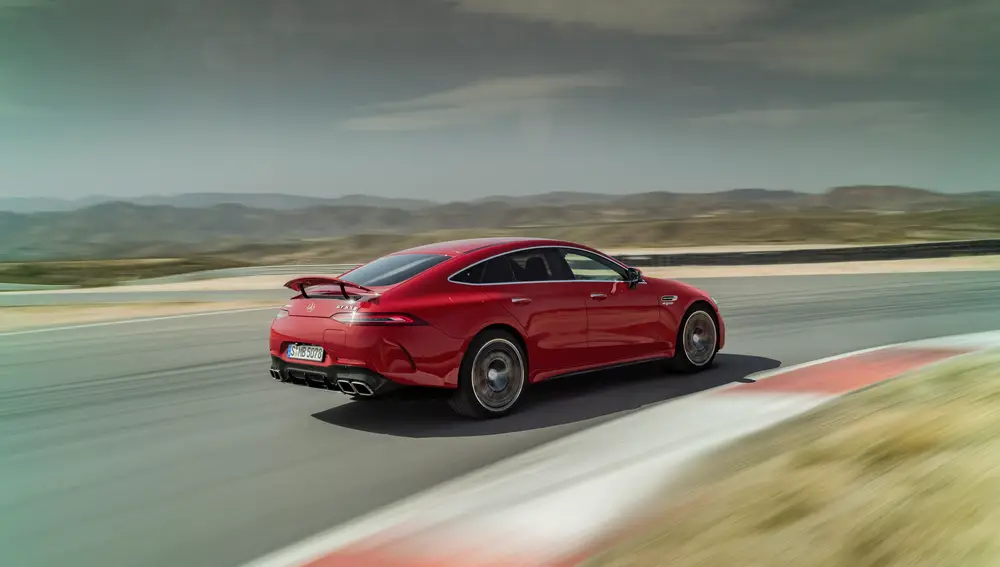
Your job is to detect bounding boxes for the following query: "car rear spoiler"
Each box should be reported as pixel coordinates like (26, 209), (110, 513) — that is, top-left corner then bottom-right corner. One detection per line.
(283, 276), (376, 299)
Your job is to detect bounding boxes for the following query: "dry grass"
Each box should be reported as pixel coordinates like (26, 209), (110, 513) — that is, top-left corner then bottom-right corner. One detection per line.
(585, 351), (1000, 567)
(6, 207), (1000, 285)
(220, 208), (1000, 265)
(0, 257), (248, 287)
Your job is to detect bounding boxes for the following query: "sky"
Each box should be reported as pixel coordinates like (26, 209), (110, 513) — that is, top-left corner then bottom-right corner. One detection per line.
(1, 0), (998, 201)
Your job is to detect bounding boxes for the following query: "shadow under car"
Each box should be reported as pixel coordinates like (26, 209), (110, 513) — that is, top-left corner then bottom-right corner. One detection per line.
(311, 353), (780, 438)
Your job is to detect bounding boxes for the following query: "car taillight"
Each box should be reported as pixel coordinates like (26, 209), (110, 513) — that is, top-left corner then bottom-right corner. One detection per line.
(331, 312), (424, 325)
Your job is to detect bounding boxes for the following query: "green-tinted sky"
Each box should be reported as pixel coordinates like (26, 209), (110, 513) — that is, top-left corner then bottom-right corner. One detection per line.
(1, 0), (998, 199)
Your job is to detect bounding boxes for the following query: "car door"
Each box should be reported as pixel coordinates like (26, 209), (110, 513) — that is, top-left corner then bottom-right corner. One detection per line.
(556, 247), (666, 365)
(461, 248), (590, 380)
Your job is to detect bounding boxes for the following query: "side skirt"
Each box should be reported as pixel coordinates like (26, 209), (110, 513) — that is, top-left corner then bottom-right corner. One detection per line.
(535, 356), (671, 383)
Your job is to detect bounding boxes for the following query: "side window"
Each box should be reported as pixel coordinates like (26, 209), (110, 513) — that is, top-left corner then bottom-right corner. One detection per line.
(480, 256), (516, 283)
(451, 262), (485, 284)
(506, 249), (555, 282)
(560, 249), (626, 281)
(451, 248), (578, 284)
(451, 256), (516, 284)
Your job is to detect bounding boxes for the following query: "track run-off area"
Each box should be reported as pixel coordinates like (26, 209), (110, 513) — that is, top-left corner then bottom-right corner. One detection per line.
(2, 271), (1000, 567)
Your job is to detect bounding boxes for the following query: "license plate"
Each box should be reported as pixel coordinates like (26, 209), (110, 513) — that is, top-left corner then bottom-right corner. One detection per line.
(287, 344), (325, 362)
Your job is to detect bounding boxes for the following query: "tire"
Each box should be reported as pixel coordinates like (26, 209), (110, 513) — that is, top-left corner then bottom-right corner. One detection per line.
(666, 305), (720, 373)
(449, 330), (528, 419)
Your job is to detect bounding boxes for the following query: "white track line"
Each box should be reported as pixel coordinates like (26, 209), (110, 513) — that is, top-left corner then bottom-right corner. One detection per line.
(0, 307), (278, 337)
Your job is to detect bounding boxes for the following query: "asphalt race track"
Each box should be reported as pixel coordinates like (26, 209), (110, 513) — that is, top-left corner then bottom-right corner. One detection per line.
(2, 271), (1000, 567)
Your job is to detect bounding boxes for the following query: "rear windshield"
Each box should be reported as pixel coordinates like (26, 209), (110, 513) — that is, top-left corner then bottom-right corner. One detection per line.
(341, 253), (449, 287)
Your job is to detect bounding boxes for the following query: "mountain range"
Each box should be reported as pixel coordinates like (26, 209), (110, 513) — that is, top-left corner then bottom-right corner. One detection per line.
(0, 192), (437, 214)
(2, 186), (999, 262)
(5, 185), (1000, 214)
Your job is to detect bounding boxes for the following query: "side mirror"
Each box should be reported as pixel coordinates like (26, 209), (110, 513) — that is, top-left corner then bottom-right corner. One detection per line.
(625, 267), (642, 288)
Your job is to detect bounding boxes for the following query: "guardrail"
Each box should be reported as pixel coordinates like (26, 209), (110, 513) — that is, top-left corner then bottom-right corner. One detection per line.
(614, 239), (1000, 267)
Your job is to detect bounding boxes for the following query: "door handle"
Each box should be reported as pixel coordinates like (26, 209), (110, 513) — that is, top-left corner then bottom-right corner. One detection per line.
(590, 293), (607, 300)
(511, 297), (532, 304)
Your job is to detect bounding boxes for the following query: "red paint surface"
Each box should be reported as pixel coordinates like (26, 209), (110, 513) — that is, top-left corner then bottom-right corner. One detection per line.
(270, 237), (723, 388)
(730, 347), (973, 394)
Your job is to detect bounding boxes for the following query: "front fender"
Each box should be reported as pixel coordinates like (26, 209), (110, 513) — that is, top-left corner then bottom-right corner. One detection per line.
(650, 278), (725, 352)
(678, 295), (725, 351)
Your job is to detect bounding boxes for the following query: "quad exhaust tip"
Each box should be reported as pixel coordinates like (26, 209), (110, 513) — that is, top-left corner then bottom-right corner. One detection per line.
(277, 371), (374, 397)
(335, 379), (374, 397)
(351, 381), (374, 397)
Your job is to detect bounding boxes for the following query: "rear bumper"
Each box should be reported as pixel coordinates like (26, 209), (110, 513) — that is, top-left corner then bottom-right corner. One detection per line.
(269, 315), (464, 388)
(270, 356), (402, 397)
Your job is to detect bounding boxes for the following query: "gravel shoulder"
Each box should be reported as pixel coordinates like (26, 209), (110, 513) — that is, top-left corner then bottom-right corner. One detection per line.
(643, 255), (1000, 278)
(0, 301), (278, 332)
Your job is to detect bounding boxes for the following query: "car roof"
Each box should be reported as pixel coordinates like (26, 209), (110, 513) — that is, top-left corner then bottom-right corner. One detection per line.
(391, 237), (578, 257)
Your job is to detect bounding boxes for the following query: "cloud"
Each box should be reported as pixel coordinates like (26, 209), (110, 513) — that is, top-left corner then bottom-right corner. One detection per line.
(342, 71), (622, 132)
(0, 70), (46, 117)
(693, 101), (935, 131)
(697, 1), (1000, 77)
(0, 99), (23, 115)
(0, 0), (50, 9)
(0, 98), (50, 117)
(451, 0), (769, 37)
(451, 0), (1000, 78)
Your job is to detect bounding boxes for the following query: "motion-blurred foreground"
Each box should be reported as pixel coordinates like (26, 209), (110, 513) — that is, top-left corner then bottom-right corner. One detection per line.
(587, 349), (1000, 567)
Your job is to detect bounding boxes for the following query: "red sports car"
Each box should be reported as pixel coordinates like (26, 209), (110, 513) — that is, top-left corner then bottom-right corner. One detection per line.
(269, 237), (724, 418)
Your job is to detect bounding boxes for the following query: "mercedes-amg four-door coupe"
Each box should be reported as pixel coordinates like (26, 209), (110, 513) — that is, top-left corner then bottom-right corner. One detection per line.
(269, 237), (724, 418)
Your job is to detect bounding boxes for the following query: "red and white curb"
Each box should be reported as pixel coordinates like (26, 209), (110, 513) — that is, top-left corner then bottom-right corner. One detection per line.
(245, 331), (1000, 567)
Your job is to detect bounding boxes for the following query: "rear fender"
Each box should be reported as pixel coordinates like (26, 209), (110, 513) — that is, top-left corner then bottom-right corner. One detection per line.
(442, 314), (528, 387)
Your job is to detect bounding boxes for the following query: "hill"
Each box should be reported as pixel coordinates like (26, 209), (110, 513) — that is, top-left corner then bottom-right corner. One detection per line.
(0, 192), (438, 213)
(1, 186), (999, 262)
(6, 185), (999, 214)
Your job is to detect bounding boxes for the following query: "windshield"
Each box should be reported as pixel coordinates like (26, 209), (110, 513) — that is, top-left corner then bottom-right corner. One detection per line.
(341, 253), (449, 287)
